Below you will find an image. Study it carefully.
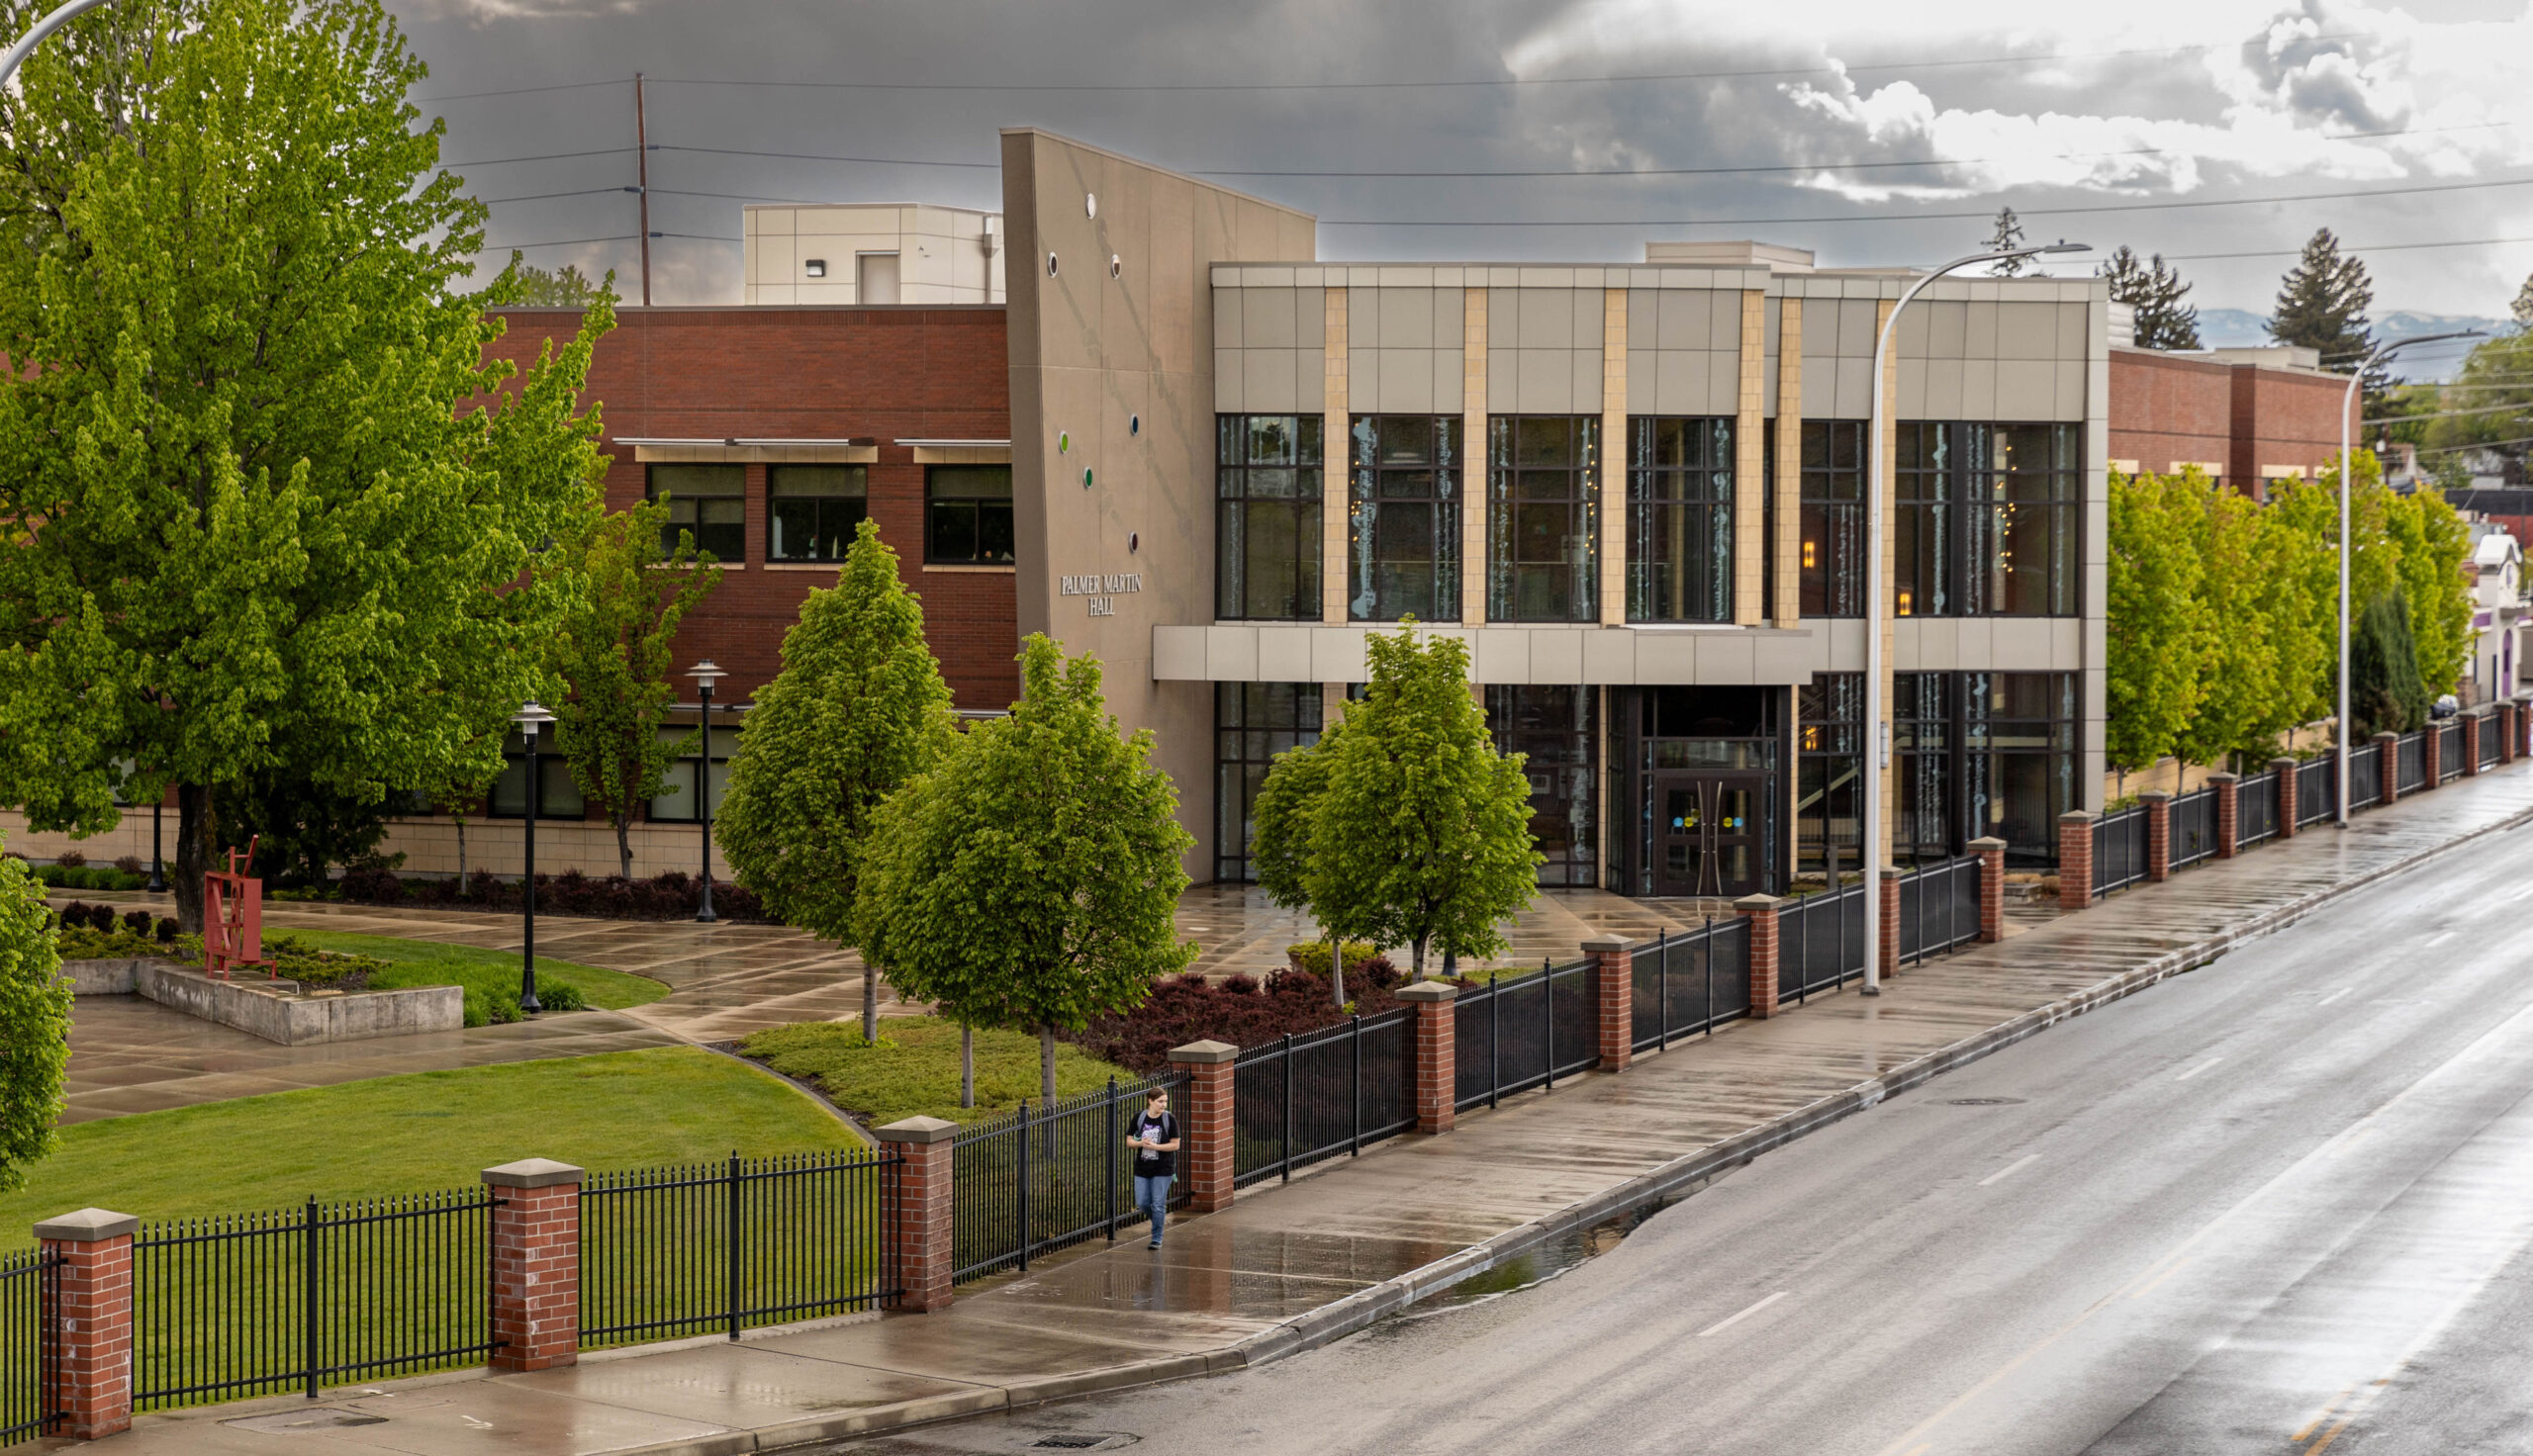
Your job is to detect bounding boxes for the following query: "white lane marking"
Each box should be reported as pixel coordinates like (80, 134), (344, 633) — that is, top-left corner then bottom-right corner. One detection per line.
(1696, 1291), (1788, 1337)
(2317, 986), (2355, 1008)
(2424, 931), (2457, 948)
(2174, 1055), (2224, 1082)
(1978, 1154), (2040, 1188)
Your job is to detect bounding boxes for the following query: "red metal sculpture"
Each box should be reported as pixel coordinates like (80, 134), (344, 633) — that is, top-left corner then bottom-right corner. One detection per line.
(202, 838), (264, 980)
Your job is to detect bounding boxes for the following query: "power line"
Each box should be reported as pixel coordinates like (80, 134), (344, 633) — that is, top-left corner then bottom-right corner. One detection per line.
(476, 188), (638, 206)
(2165, 234), (2533, 262)
(416, 78), (628, 103)
(479, 234), (636, 251)
(440, 146), (636, 169)
(656, 143), (994, 171)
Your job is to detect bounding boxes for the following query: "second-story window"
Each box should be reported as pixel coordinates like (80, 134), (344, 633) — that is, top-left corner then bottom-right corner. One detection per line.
(1487, 415), (1600, 623)
(925, 465), (1014, 565)
(1897, 422), (2082, 616)
(1350, 415), (1462, 622)
(1800, 421), (1867, 618)
(1216, 415), (1323, 620)
(648, 463), (745, 563)
(767, 464), (867, 562)
(1628, 416), (1733, 623)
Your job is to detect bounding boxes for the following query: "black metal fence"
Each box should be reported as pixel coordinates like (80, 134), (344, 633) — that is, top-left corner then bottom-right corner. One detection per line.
(2438, 721), (2465, 783)
(580, 1147), (897, 1348)
(2169, 787), (2219, 870)
(1779, 880), (1867, 1001)
(132, 1188), (493, 1410)
(2297, 755), (2339, 826)
(1232, 1011), (1414, 1188)
(0, 1251), (55, 1444)
(2393, 731), (2425, 794)
(951, 1074), (1185, 1284)
(2238, 771), (2280, 849)
(2350, 743), (2383, 809)
(1452, 958), (1599, 1113)
(1629, 919), (1752, 1052)
(1897, 857), (1983, 963)
(2482, 717), (2504, 771)
(2095, 805), (2150, 896)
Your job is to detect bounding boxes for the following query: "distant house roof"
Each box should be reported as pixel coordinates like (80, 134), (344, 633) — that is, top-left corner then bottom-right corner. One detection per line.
(2475, 529), (2522, 572)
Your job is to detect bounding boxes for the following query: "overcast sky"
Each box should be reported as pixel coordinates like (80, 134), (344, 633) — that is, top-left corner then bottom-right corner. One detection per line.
(394, 0), (2533, 362)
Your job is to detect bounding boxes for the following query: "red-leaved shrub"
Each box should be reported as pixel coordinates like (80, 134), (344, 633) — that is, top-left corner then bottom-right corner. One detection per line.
(1062, 962), (1471, 1074)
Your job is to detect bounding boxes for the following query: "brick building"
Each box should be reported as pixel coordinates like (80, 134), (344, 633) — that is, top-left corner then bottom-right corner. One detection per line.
(2107, 336), (2358, 495)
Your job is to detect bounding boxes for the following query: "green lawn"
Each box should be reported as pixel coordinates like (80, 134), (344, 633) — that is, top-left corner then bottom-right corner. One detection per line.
(741, 1016), (1139, 1126)
(0, 1047), (850, 1239)
(280, 929), (669, 1011)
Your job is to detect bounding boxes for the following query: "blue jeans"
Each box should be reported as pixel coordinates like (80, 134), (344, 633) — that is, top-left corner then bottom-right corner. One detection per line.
(1133, 1172), (1173, 1245)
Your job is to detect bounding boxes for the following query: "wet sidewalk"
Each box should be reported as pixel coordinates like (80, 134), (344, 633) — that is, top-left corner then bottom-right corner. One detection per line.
(73, 759), (2533, 1455)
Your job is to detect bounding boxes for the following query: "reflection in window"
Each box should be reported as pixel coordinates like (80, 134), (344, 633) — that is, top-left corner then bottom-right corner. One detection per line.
(1797, 673), (1862, 877)
(925, 465), (1014, 565)
(1800, 421), (1867, 618)
(1486, 685), (1598, 888)
(1487, 416), (1599, 623)
(647, 724), (734, 824)
(767, 465), (867, 562)
(648, 463), (745, 563)
(1216, 415), (1323, 620)
(491, 729), (586, 820)
(1894, 671), (2077, 864)
(1628, 417), (1733, 623)
(1350, 415), (1461, 622)
(1213, 683), (1322, 882)
(1896, 422), (2081, 617)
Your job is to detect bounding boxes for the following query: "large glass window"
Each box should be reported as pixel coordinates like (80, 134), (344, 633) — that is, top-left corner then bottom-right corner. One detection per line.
(491, 729), (586, 820)
(1800, 421), (1867, 618)
(1487, 416), (1600, 622)
(1486, 685), (1599, 888)
(648, 463), (745, 563)
(1894, 671), (2077, 864)
(1214, 683), (1323, 882)
(1217, 415), (1323, 620)
(1350, 415), (1462, 622)
(647, 723), (736, 824)
(1797, 673), (1862, 877)
(1896, 422), (2082, 617)
(925, 465), (1014, 565)
(767, 465), (867, 562)
(1894, 673), (1954, 864)
(1628, 417), (1733, 623)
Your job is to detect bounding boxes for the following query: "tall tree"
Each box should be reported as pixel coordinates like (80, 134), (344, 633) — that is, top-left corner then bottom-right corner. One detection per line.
(2424, 329), (2533, 482)
(2350, 589), (2430, 736)
(544, 496), (721, 880)
(2099, 246), (2204, 350)
(2106, 469), (2210, 774)
(0, 846), (70, 1192)
(856, 635), (1195, 1106)
(2174, 473), (2280, 767)
(718, 518), (956, 1041)
(501, 250), (602, 308)
(1983, 207), (2029, 276)
(2386, 483), (2474, 696)
(1310, 625), (1539, 978)
(2513, 270), (2533, 327)
(1248, 720), (1345, 1007)
(2272, 228), (2384, 401)
(0, 0), (610, 930)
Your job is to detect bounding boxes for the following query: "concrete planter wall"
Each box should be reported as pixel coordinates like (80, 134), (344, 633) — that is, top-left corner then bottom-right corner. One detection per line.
(59, 957), (464, 1046)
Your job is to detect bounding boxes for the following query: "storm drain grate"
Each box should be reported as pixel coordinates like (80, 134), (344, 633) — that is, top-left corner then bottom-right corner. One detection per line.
(1946, 1097), (2025, 1106)
(1031, 1439), (1111, 1451)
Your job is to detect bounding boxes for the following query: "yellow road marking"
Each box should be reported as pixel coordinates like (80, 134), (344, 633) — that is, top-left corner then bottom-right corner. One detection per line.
(2305, 1415), (2357, 1455)
(2291, 1387), (2352, 1443)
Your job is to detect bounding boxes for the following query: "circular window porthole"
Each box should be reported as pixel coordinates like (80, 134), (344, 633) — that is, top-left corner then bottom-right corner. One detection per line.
(1046, 251), (1059, 277)
(1085, 193), (1097, 220)
(1128, 531), (1140, 554)
(1082, 467), (1095, 489)
(1129, 414), (1141, 437)
(1109, 254), (1122, 279)
(1058, 430), (1070, 454)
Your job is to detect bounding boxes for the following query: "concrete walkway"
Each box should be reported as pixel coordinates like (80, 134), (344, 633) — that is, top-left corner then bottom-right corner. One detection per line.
(74, 759), (2533, 1454)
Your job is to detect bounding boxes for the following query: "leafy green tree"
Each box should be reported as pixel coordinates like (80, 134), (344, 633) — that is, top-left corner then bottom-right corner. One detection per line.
(544, 497), (721, 879)
(1983, 207), (2028, 276)
(2100, 246), (2203, 350)
(857, 636), (1194, 1105)
(2351, 589), (2430, 736)
(1248, 720), (1346, 1006)
(718, 519), (955, 1041)
(0, 845), (71, 1191)
(2106, 469), (2209, 774)
(2272, 228), (2384, 401)
(500, 250), (602, 308)
(1310, 625), (1539, 978)
(224, 768), (399, 886)
(2173, 472), (2276, 767)
(0, 0), (611, 930)
(2246, 488), (2334, 750)
(2386, 485), (2474, 696)
(2424, 329), (2533, 482)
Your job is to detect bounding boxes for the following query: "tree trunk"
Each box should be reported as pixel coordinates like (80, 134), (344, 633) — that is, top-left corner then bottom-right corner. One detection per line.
(173, 782), (216, 934)
(1039, 1025), (1057, 1105)
(1411, 933), (1428, 981)
(615, 815), (633, 881)
(1327, 927), (1344, 1008)
(861, 964), (879, 1044)
(959, 1022), (975, 1109)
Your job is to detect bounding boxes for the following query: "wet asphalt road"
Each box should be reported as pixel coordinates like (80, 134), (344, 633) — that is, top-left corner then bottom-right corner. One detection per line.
(835, 828), (2533, 1456)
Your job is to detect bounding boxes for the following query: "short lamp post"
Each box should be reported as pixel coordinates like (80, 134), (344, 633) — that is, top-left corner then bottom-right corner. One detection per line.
(146, 791), (165, 894)
(689, 660), (726, 924)
(513, 701), (555, 1015)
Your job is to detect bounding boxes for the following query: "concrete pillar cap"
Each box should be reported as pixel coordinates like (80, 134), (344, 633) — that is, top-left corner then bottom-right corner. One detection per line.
(2271, 756), (2299, 770)
(1966, 836), (2009, 851)
(1733, 893), (1783, 911)
(2205, 772), (2239, 783)
(2059, 809), (2100, 824)
(1395, 980), (1459, 1003)
(1167, 1040), (1240, 1065)
(482, 1158), (584, 1190)
(1579, 935), (1629, 954)
(34, 1208), (136, 1242)
(875, 1116), (960, 1145)
(2375, 730), (2400, 742)
(2137, 789), (2172, 802)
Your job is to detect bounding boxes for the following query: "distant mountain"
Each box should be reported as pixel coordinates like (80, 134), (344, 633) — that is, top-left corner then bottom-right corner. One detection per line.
(2182, 308), (2507, 382)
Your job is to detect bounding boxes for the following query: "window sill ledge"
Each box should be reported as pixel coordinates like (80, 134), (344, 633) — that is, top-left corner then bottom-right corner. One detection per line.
(923, 564), (1018, 574)
(763, 562), (841, 572)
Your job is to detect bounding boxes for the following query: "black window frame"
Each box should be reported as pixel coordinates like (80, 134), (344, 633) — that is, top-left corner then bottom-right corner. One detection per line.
(1627, 416), (1734, 624)
(1485, 684), (1599, 888)
(1216, 415), (1324, 621)
(1486, 415), (1600, 624)
(766, 463), (869, 564)
(924, 464), (1015, 566)
(1800, 420), (1868, 619)
(1895, 421), (2082, 618)
(647, 462), (746, 565)
(1894, 670), (2078, 865)
(1796, 672), (1862, 878)
(1349, 414), (1463, 623)
(1214, 682), (1324, 882)
(490, 729), (587, 821)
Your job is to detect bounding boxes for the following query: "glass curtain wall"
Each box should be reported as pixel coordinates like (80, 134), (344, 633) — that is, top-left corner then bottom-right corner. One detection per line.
(1896, 422), (2081, 616)
(1627, 417), (1733, 622)
(1487, 416), (1600, 622)
(1216, 415), (1324, 620)
(1484, 685), (1598, 888)
(1214, 683), (1323, 882)
(1348, 415), (1461, 621)
(1894, 673), (1954, 863)
(1893, 670), (2077, 864)
(1797, 674), (1862, 877)
(1799, 421), (1866, 617)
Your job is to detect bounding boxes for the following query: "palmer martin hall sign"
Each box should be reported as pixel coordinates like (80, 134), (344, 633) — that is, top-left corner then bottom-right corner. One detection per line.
(1060, 572), (1144, 616)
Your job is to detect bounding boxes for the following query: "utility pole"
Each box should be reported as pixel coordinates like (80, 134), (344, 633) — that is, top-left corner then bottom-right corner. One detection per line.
(634, 72), (651, 307)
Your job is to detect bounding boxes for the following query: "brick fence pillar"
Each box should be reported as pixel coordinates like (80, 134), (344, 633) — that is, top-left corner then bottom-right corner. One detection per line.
(1584, 936), (1632, 1072)
(875, 1117), (956, 1313)
(2140, 791), (2172, 882)
(2425, 721), (2444, 787)
(1877, 867), (1902, 974)
(1734, 893), (1782, 1019)
(1397, 982), (1457, 1134)
(483, 1159), (579, 1372)
(37, 1209), (135, 1441)
(2502, 703), (2519, 764)
(1969, 836), (2007, 943)
(2207, 773), (2240, 858)
(2464, 711), (2484, 776)
(2273, 757), (2300, 837)
(1166, 1041), (1238, 1214)
(2058, 811), (2099, 910)
(2377, 731), (2402, 804)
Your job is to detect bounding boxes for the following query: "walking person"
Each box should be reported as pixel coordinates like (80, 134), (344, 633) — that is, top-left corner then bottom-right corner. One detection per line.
(1128, 1085), (1181, 1249)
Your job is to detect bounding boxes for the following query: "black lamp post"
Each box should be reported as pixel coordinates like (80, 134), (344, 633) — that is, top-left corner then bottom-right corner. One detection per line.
(146, 791), (165, 894)
(514, 701), (555, 1015)
(689, 660), (725, 924)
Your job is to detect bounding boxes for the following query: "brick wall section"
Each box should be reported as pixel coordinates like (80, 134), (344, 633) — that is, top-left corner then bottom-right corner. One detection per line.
(1167, 1042), (1239, 1213)
(876, 1118), (957, 1313)
(2273, 757), (2299, 836)
(2107, 348), (2357, 493)
(1877, 869), (1901, 977)
(2141, 791), (2172, 883)
(2377, 732), (2402, 803)
(36, 1209), (137, 1440)
(2059, 812), (2098, 910)
(2502, 704), (2518, 763)
(1397, 983), (1458, 1134)
(482, 1160), (581, 1372)
(2465, 712), (2484, 775)
(2208, 773), (2239, 858)
(1734, 894), (1781, 1019)
(2424, 723), (2443, 787)
(1585, 936), (1632, 1071)
(1970, 836), (2007, 943)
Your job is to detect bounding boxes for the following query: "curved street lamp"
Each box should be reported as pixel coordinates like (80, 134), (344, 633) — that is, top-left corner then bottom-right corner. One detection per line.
(1862, 239), (2091, 999)
(0, 0), (116, 88)
(513, 701), (555, 1015)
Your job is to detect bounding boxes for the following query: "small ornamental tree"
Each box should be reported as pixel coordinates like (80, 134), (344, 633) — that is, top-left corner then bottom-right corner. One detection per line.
(1249, 719), (1347, 1006)
(1311, 625), (1539, 978)
(718, 519), (956, 1041)
(544, 497), (721, 879)
(856, 635), (1195, 1106)
(2106, 469), (2210, 774)
(0, 845), (71, 1191)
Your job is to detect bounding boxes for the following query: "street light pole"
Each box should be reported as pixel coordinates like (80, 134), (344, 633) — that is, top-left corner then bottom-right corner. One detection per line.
(513, 702), (555, 1015)
(0, 0), (116, 89)
(2336, 329), (2482, 827)
(147, 793), (164, 894)
(688, 660), (726, 924)
(1861, 239), (2090, 999)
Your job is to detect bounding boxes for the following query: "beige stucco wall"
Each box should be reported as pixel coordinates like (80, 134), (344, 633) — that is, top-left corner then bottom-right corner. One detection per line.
(744, 203), (1006, 305)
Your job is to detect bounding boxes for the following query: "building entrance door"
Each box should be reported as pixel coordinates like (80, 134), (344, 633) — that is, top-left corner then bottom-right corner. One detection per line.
(1654, 774), (1766, 898)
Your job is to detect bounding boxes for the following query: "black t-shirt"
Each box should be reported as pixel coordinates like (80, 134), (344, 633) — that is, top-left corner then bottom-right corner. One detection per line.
(1131, 1110), (1178, 1177)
